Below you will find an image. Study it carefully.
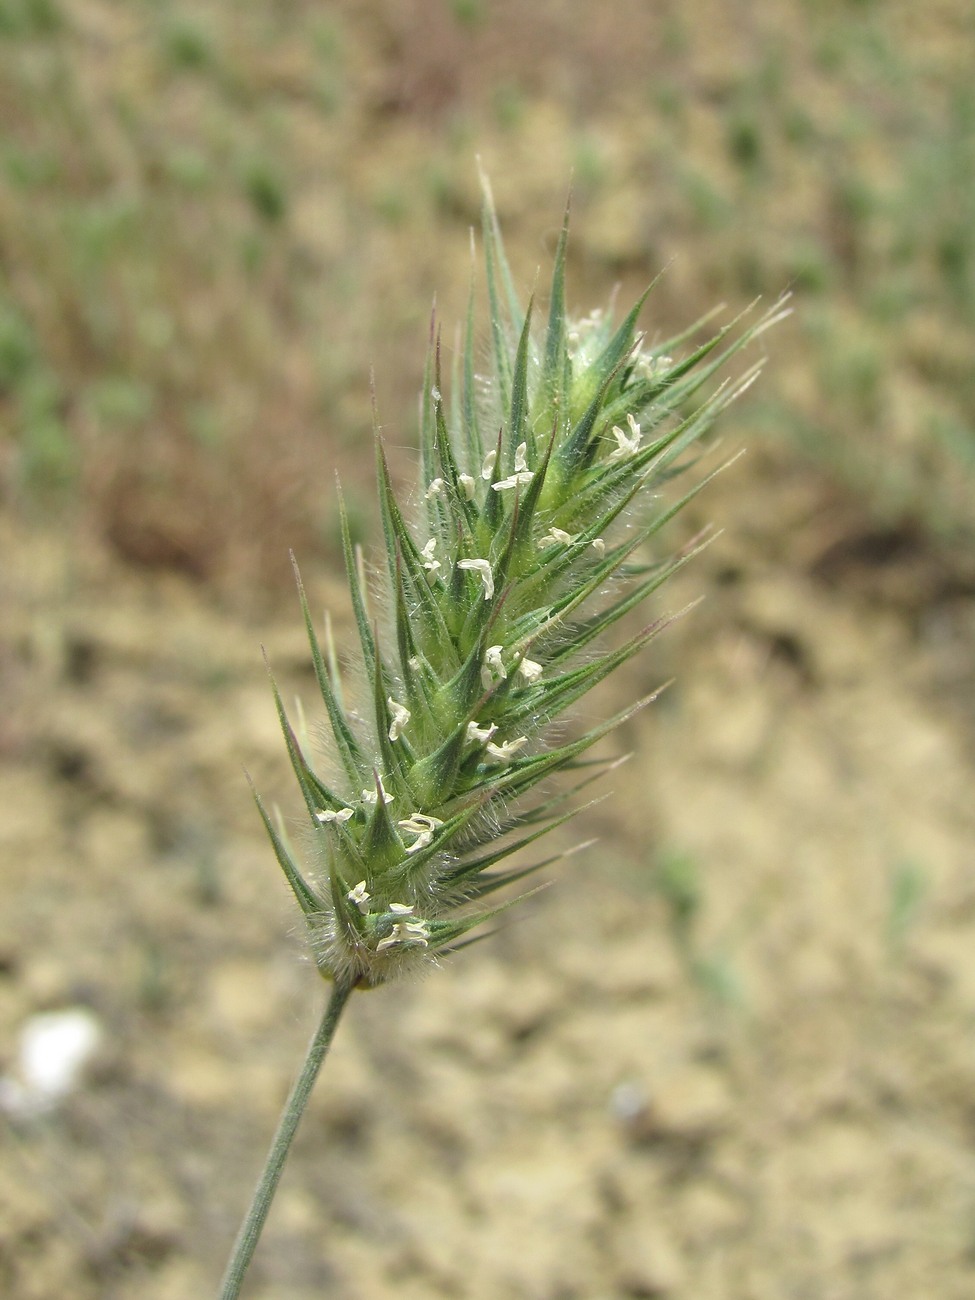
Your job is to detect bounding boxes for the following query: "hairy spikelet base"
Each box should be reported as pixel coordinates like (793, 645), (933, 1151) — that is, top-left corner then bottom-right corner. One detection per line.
(259, 179), (789, 988)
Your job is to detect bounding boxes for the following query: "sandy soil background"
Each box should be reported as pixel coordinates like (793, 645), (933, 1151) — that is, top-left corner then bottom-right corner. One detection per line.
(2, 2), (975, 1297)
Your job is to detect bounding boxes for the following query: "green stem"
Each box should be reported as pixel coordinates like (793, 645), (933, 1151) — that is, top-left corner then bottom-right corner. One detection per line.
(217, 977), (354, 1300)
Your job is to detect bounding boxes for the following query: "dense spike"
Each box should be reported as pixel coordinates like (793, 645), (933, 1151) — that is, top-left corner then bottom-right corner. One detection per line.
(253, 181), (779, 988)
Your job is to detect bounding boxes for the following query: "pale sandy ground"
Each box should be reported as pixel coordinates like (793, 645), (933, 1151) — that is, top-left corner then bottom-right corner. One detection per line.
(3, 453), (975, 1299)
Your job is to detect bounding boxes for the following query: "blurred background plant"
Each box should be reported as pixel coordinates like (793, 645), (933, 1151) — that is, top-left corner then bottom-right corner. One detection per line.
(651, 847), (745, 1011)
(1, 0), (973, 593)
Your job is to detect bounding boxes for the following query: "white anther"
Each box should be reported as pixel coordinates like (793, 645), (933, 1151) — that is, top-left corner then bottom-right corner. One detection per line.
(362, 774), (392, 805)
(539, 527), (576, 547)
(514, 442), (529, 473)
(459, 474), (477, 500)
(388, 901), (415, 914)
(481, 644), (507, 689)
(397, 812), (444, 854)
(492, 470), (534, 492)
(377, 919), (430, 951)
(591, 537), (606, 557)
(485, 736), (528, 763)
(387, 698), (411, 742)
(466, 720), (498, 744)
(517, 657), (542, 684)
(480, 450), (497, 480)
(458, 557), (494, 601)
(608, 413), (642, 462)
(316, 807), (354, 824)
(425, 477), (445, 499)
(420, 538), (440, 573)
(347, 881), (371, 913)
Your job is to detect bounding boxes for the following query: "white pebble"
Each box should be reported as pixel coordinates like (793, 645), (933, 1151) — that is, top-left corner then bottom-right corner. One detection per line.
(0, 1007), (103, 1117)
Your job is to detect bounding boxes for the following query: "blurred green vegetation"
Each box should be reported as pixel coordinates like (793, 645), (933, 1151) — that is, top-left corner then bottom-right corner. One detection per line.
(651, 847), (745, 1010)
(0, 0), (972, 587)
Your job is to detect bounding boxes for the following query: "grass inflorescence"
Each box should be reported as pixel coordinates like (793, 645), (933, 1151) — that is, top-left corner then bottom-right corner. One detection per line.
(260, 177), (787, 992)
